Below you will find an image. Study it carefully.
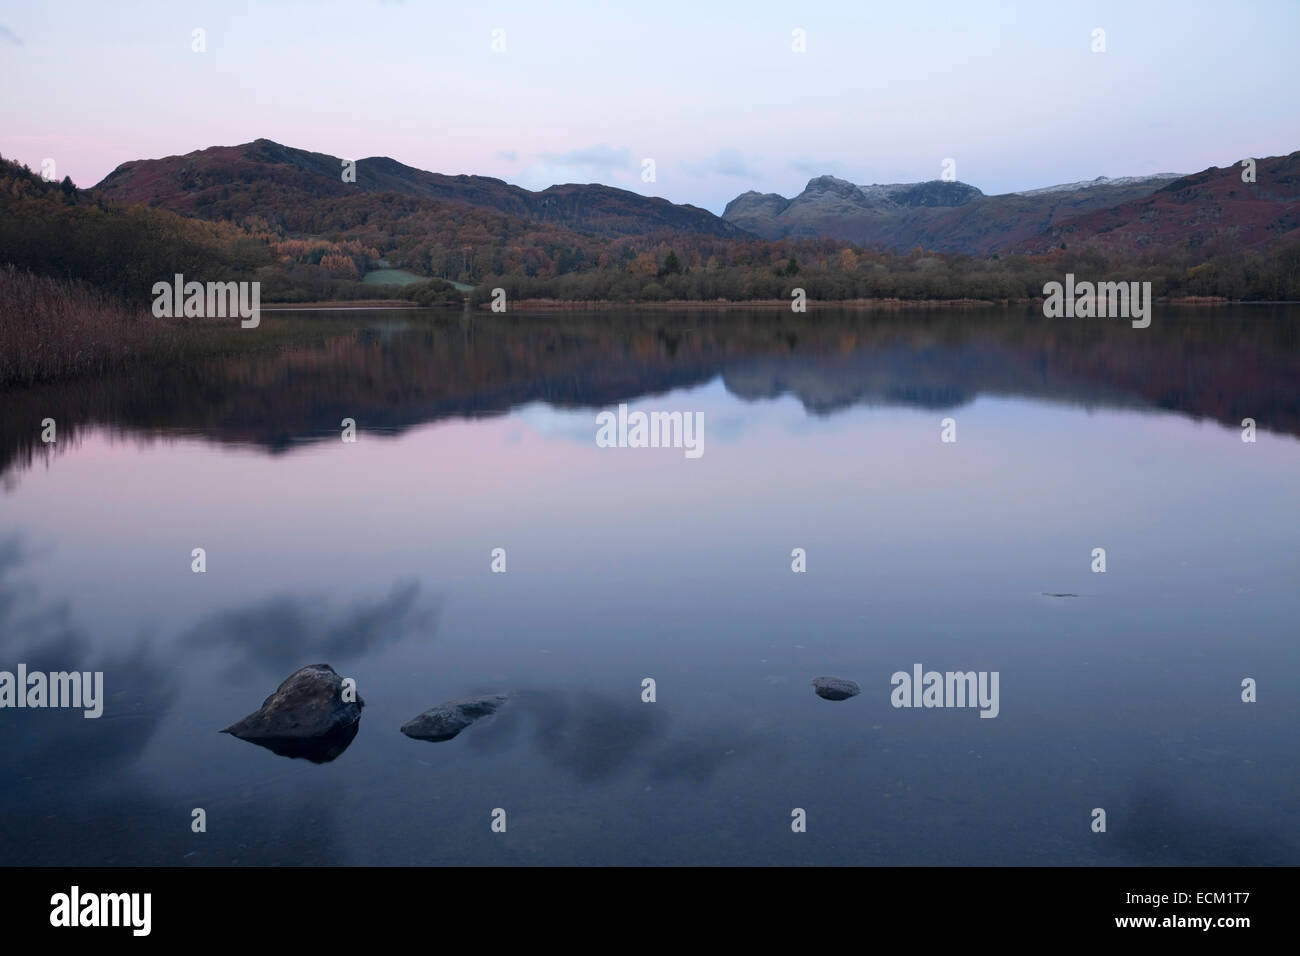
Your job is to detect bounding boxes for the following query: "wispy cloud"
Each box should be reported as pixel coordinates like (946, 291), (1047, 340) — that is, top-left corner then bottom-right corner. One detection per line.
(789, 158), (852, 178)
(517, 144), (634, 190)
(537, 144), (632, 171)
(0, 25), (22, 45)
(681, 148), (758, 178)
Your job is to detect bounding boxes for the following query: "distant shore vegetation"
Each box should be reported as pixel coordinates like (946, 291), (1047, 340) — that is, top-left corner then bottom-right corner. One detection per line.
(466, 241), (1300, 306)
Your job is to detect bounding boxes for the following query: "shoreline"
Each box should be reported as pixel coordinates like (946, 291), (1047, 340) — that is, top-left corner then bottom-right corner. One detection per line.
(261, 299), (419, 310)
(483, 297), (1014, 311)
(258, 294), (1248, 312)
(476, 295), (1236, 312)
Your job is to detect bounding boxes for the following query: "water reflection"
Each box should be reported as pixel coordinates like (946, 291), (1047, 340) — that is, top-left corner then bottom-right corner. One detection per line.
(222, 720), (362, 764)
(183, 582), (436, 680)
(3, 307), (1297, 480)
(0, 307), (1297, 866)
(467, 689), (669, 783)
(1113, 785), (1297, 866)
(0, 535), (177, 787)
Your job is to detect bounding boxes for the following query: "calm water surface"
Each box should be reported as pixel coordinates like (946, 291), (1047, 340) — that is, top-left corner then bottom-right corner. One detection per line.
(1, 307), (1297, 865)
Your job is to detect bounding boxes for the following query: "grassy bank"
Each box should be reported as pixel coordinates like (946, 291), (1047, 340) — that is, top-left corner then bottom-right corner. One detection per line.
(0, 265), (172, 386)
(0, 266), (329, 388)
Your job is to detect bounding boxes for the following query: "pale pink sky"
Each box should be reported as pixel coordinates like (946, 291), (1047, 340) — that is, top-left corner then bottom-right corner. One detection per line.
(2, 0), (1298, 212)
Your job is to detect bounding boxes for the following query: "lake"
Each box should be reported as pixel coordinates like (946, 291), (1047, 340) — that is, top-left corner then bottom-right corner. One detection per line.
(1, 305), (1297, 865)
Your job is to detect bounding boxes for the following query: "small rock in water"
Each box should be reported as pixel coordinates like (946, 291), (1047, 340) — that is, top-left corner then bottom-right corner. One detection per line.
(221, 663), (364, 763)
(812, 677), (860, 701)
(401, 694), (508, 742)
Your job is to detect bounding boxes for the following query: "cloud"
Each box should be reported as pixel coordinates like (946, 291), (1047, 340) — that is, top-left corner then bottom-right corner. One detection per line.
(537, 144), (632, 171)
(495, 149), (518, 162)
(0, 25), (21, 45)
(517, 144), (634, 189)
(788, 157), (851, 177)
(681, 148), (758, 178)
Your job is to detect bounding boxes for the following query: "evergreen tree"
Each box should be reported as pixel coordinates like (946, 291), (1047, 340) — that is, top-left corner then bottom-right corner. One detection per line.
(659, 249), (682, 277)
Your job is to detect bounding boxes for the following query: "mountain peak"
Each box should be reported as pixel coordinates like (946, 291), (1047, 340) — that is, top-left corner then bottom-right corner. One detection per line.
(804, 175), (862, 196)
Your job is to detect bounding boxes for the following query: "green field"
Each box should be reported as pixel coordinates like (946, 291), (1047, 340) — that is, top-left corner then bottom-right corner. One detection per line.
(362, 268), (424, 286)
(363, 269), (473, 292)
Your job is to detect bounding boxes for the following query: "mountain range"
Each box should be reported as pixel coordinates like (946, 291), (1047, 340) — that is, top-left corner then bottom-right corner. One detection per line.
(92, 140), (1300, 261)
(722, 161), (1300, 255)
(722, 174), (1185, 253)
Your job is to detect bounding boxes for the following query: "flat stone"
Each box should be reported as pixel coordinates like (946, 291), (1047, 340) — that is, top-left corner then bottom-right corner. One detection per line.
(812, 676), (860, 701)
(401, 694), (508, 742)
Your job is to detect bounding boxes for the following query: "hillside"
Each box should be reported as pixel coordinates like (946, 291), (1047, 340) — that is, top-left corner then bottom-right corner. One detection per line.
(95, 139), (747, 240)
(1017, 152), (1300, 255)
(0, 154), (269, 300)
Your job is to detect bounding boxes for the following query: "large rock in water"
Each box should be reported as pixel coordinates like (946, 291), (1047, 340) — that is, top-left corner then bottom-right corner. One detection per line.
(222, 664), (364, 763)
(812, 677), (860, 701)
(401, 694), (508, 742)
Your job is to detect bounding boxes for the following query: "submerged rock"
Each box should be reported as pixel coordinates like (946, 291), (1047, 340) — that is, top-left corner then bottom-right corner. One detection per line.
(222, 664), (364, 763)
(401, 694), (508, 742)
(812, 677), (860, 701)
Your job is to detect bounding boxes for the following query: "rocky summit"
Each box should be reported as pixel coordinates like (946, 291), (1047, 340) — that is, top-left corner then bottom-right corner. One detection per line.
(722, 170), (1193, 254)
